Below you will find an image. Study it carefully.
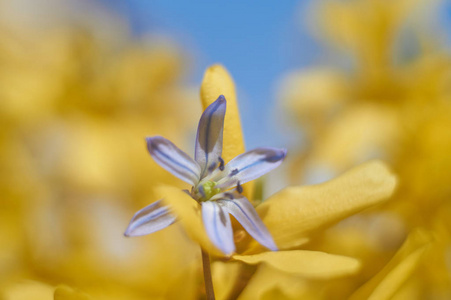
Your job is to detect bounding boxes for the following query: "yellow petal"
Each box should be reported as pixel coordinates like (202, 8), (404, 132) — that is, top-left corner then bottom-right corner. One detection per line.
(2, 281), (53, 300)
(258, 160), (397, 249)
(237, 264), (313, 300)
(156, 185), (223, 256)
(349, 229), (433, 300)
(200, 64), (244, 163)
(233, 250), (360, 279)
(309, 104), (400, 172)
(200, 64), (253, 199)
(54, 286), (92, 300)
(211, 261), (242, 300)
(278, 69), (348, 129)
(165, 262), (198, 300)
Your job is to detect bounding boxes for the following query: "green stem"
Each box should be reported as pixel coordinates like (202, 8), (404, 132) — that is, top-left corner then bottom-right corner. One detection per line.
(201, 248), (215, 300)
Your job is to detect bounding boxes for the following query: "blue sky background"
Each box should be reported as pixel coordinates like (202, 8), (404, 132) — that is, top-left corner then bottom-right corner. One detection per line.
(99, 0), (451, 149)
(99, 0), (321, 149)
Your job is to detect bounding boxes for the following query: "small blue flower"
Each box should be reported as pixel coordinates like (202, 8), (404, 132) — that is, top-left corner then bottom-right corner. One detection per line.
(124, 95), (286, 255)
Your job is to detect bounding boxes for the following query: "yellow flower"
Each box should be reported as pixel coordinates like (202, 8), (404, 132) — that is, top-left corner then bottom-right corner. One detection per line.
(54, 285), (93, 300)
(279, 0), (451, 297)
(0, 282), (93, 300)
(0, 1), (200, 298)
(349, 229), (433, 300)
(1, 281), (54, 300)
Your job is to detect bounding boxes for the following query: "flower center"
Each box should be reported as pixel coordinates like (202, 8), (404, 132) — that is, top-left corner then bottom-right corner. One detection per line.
(197, 181), (221, 202)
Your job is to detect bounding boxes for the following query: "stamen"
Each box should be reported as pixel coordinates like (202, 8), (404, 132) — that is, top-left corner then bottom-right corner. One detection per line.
(229, 168), (239, 176)
(237, 181), (243, 194)
(218, 156), (225, 171)
(224, 192), (234, 200)
(198, 185), (206, 198)
(218, 207), (227, 226)
(208, 162), (217, 173)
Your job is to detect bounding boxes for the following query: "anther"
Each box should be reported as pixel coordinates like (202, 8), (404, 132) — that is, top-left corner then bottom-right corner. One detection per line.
(230, 168), (239, 176)
(208, 162), (217, 173)
(224, 193), (234, 200)
(198, 185), (206, 198)
(218, 156), (225, 171)
(237, 181), (243, 194)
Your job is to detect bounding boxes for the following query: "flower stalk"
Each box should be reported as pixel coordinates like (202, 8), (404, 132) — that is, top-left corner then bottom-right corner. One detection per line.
(201, 247), (215, 300)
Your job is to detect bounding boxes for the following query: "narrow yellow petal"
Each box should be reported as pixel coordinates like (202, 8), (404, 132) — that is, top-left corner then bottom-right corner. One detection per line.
(54, 286), (92, 300)
(349, 229), (433, 300)
(238, 264), (314, 300)
(200, 64), (253, 199)
(165, 263), (199, 300)
(2, 281), (53, 300)
(200, 64), (245, 163)
(258, 160), (398, 249)
(157, 185), (223, 256)
(211, 261), (242, 300)
(233, 250), (360, 279)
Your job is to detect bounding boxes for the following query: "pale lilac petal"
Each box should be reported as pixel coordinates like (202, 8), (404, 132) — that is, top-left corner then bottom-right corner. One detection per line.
(124, 200), (176, 237)
(195, 95), (227, 178)
(216, 147), (287, 190)
(202, 201), (235, 255)
(146, 136), (201, 185)
(209, 191), (235, 201)
(218, 195), (278, 251)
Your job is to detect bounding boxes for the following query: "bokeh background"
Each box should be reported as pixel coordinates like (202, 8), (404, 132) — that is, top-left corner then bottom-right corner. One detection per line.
(1, 0), (451, 299)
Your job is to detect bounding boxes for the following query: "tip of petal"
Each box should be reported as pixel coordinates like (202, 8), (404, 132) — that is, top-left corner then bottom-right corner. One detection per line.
(255, 233), (278, 252)
(123, 224), (136, 237)
(208, 95), (227, 112)
(224, 250), (235, 256)
(216, 94), (226, 103)
(277, 148), (287, 162)
(268, 244), (279, 252)
(281, 148), (288, 159)
(264, 148), (287, 163)
(219, 242), (236, 256)
(123, 225), (135, 237)
(145, 136), (161, 150)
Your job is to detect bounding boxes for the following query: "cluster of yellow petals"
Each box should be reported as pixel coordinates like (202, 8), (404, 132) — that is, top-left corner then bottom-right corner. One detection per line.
(0, 1), (201, 299)
(2, 0), (449, 299)
(279, 0), (451, 298)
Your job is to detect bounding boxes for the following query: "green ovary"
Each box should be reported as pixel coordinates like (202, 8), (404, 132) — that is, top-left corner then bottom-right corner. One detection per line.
(199, 181), (221, 201)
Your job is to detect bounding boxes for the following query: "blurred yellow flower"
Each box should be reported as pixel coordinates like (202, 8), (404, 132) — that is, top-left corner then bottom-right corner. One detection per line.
(279, 0), (451, 298)
(0, 1), (421, 299)
(0, 0), (201, 299)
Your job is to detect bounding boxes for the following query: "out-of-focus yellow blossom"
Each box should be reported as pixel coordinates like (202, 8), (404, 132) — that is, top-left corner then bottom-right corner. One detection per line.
(2, 282), (93, 300)
(349, 229), (433, 300)
(1, 281), (54, 300)
(163, 64), (398, 299)
(0, 1), (405, 299)
(54, 285), (93, 300)
(0, 0), (203, 299)
(279, 0), (451, 298)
